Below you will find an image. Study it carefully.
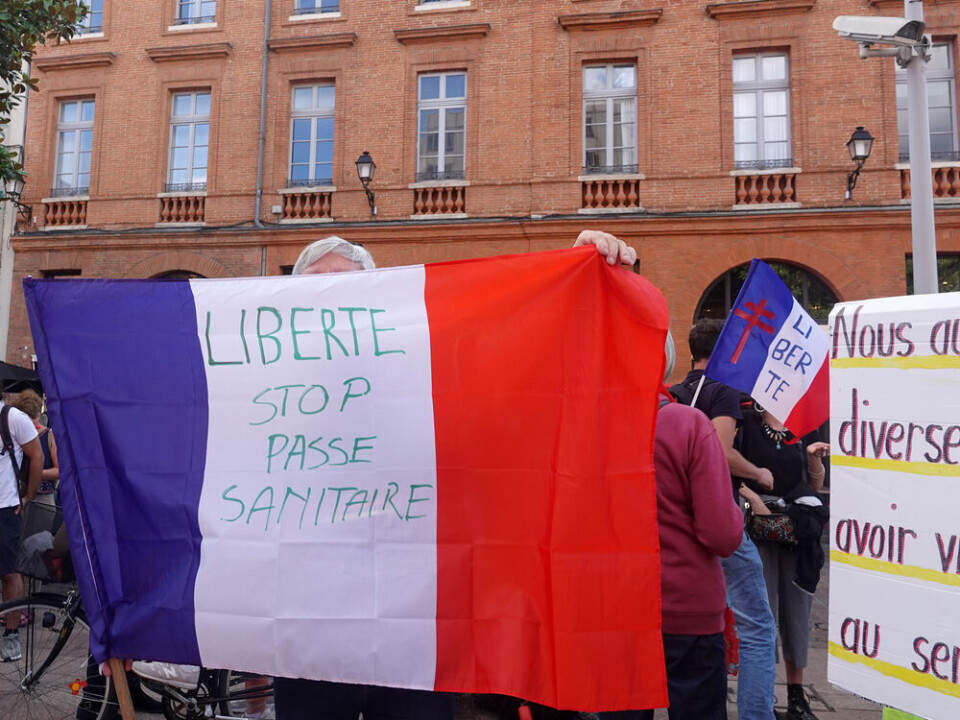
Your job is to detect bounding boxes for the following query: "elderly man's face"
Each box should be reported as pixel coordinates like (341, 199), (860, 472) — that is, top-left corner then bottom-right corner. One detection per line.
(301, 252), (363, 275)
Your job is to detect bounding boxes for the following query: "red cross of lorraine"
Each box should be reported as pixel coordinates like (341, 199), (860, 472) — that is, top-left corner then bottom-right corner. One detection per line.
(730, 299), (775, 364)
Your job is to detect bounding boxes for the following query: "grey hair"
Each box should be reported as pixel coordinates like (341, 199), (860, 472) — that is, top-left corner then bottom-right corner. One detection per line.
(663, 329), (676, 382)
(292, 236), (376, 275)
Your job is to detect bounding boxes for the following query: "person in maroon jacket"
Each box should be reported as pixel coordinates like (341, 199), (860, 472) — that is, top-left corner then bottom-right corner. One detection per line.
(602, 332), (744, 720)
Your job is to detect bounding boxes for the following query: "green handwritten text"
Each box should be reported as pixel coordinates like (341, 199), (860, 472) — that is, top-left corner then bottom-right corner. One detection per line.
(250, 377), (371, 425)
(204, 306), (406, 366)
(219, 480), (434, 527)
(266, 434), (377, 472)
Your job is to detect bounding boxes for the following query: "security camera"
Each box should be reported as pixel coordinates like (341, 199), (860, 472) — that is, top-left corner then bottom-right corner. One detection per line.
(833, 16), (926, 48)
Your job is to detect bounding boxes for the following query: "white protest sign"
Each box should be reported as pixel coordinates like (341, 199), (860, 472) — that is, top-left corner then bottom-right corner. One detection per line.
(828, 292), (960, 720)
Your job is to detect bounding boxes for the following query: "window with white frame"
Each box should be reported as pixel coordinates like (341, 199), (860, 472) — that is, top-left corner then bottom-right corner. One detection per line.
(583, 64), (637, 173)
(54, 99), (95, 195)
(897, 43), (958, 162)
(175, 0), (215, 25)
(417, 72), (466, 182)
(732, 53), (792, 169)
(167, 91), (210, 191)
(77, 0), (104, 34)
(289, 84), (335, 186)
(294, 0), (339, 14)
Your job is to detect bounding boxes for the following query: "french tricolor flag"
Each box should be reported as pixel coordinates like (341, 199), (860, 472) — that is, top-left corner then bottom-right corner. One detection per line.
(25, 248), (669, 711)
(705, 258), (829, 438)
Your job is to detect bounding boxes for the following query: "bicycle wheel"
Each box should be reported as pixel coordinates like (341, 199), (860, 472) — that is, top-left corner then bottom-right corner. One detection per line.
(0, 592), (118, 720)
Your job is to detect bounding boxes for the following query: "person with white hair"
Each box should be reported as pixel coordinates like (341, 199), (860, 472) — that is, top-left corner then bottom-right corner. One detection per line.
(600, 332), (743, 720)
(274, 231), (638, 720)
(136, 230), (639, 720)
(291, 230), (635, 276)
(291, 236), (377, 275)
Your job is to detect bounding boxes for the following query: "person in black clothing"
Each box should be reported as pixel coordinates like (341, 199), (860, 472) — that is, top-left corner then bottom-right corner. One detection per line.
(735, 402), (828, 720)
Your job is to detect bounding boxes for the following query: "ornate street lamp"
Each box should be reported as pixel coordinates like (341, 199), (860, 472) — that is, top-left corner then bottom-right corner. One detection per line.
(2, 175), (31, 217)
(845, 126), (875, 200)
(355, 151), (377, 216)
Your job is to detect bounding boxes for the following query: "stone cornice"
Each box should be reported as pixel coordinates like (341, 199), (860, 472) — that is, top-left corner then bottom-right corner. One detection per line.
(705, 0), (816, 21)
(393, 23), (491, 44)
(145, 42), (232, 62)
(268, 33), (358, 52)
(33, 52), (117, 72)
(557, 9), (663, 32)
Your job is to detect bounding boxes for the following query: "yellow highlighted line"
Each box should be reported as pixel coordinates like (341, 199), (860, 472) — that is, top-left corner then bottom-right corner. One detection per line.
(832, 454), (960, 477)
(830, 550), (960, 588)
(829, 642), (960, 699)
(831, 355), (960, 369)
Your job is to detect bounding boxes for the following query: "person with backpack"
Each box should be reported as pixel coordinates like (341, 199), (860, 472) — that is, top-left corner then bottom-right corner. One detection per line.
(13, 390), (58, 507)
(601, 331), (743, 720)
(670, 319), (780, 720)
(0, 399), (44, 662)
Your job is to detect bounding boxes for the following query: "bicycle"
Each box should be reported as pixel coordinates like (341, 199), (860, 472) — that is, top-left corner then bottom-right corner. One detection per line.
(0, 581), (274, 720)
(136, 666), (274, 720)
(0, 581), (118, 720)
(3, 500), (271, 720)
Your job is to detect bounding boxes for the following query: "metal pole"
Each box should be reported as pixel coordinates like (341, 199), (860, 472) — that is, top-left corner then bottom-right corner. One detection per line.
(252, 0), (272, 234)
(905, 0), (939, 294)
(0, 195), (13, 361)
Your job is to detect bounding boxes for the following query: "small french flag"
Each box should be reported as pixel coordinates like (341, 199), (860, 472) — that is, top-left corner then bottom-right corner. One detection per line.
(25, 248), (669, 712)
(705, 259), (829, 438)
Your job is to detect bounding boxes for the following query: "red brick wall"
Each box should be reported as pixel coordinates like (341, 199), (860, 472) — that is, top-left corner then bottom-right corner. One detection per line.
(8, 0), (960, 376)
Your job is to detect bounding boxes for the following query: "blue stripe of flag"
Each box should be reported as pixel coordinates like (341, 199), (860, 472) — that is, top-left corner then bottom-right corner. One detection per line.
(705, 259), (795, 394)
(24, 278), (207, 664)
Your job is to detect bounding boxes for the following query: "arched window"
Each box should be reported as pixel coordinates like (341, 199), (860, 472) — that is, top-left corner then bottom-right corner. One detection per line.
(151, 270), (206, 280)
(695, 261), (838, 323)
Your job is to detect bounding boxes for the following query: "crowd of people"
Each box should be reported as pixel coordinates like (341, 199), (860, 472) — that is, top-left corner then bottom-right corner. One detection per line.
(1, 232), (829, 720)
(666, 320), (828, 720)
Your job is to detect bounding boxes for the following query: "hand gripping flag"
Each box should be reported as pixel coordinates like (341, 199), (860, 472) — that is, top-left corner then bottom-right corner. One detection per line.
(24, 247), (669, 712)
(704, 258), (829, 438)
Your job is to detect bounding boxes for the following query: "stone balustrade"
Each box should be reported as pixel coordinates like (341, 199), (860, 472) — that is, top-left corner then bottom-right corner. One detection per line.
(413, 185), (466, 215)
(581, 178), (640, 210)
(43, 199), (87, 227)
(282, 191), (333, 220)
(734, 173), (796, 205)
(159, 195), (205, 223)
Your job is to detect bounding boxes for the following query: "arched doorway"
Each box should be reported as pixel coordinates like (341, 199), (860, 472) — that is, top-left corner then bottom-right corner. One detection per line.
(695, 261), (838, 323)
(151, 270), (206, 280)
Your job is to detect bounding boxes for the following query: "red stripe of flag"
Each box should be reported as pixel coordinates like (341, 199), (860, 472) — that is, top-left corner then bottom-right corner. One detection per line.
(425, 248), (669, 711)
(785, 358), (830, 439)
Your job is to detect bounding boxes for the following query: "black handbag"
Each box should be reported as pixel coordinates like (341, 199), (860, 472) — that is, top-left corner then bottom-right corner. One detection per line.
(745, 503), (798, 545)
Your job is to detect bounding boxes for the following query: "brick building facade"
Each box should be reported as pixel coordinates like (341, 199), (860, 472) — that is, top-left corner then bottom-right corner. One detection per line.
(8, 0), (960, 377)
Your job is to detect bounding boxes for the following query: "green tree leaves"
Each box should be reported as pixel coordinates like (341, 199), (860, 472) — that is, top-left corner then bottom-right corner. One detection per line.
(0, 1), (88, 186)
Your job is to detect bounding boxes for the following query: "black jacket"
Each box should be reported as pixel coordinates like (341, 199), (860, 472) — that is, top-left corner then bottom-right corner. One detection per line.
(784, 483), (829, 594)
